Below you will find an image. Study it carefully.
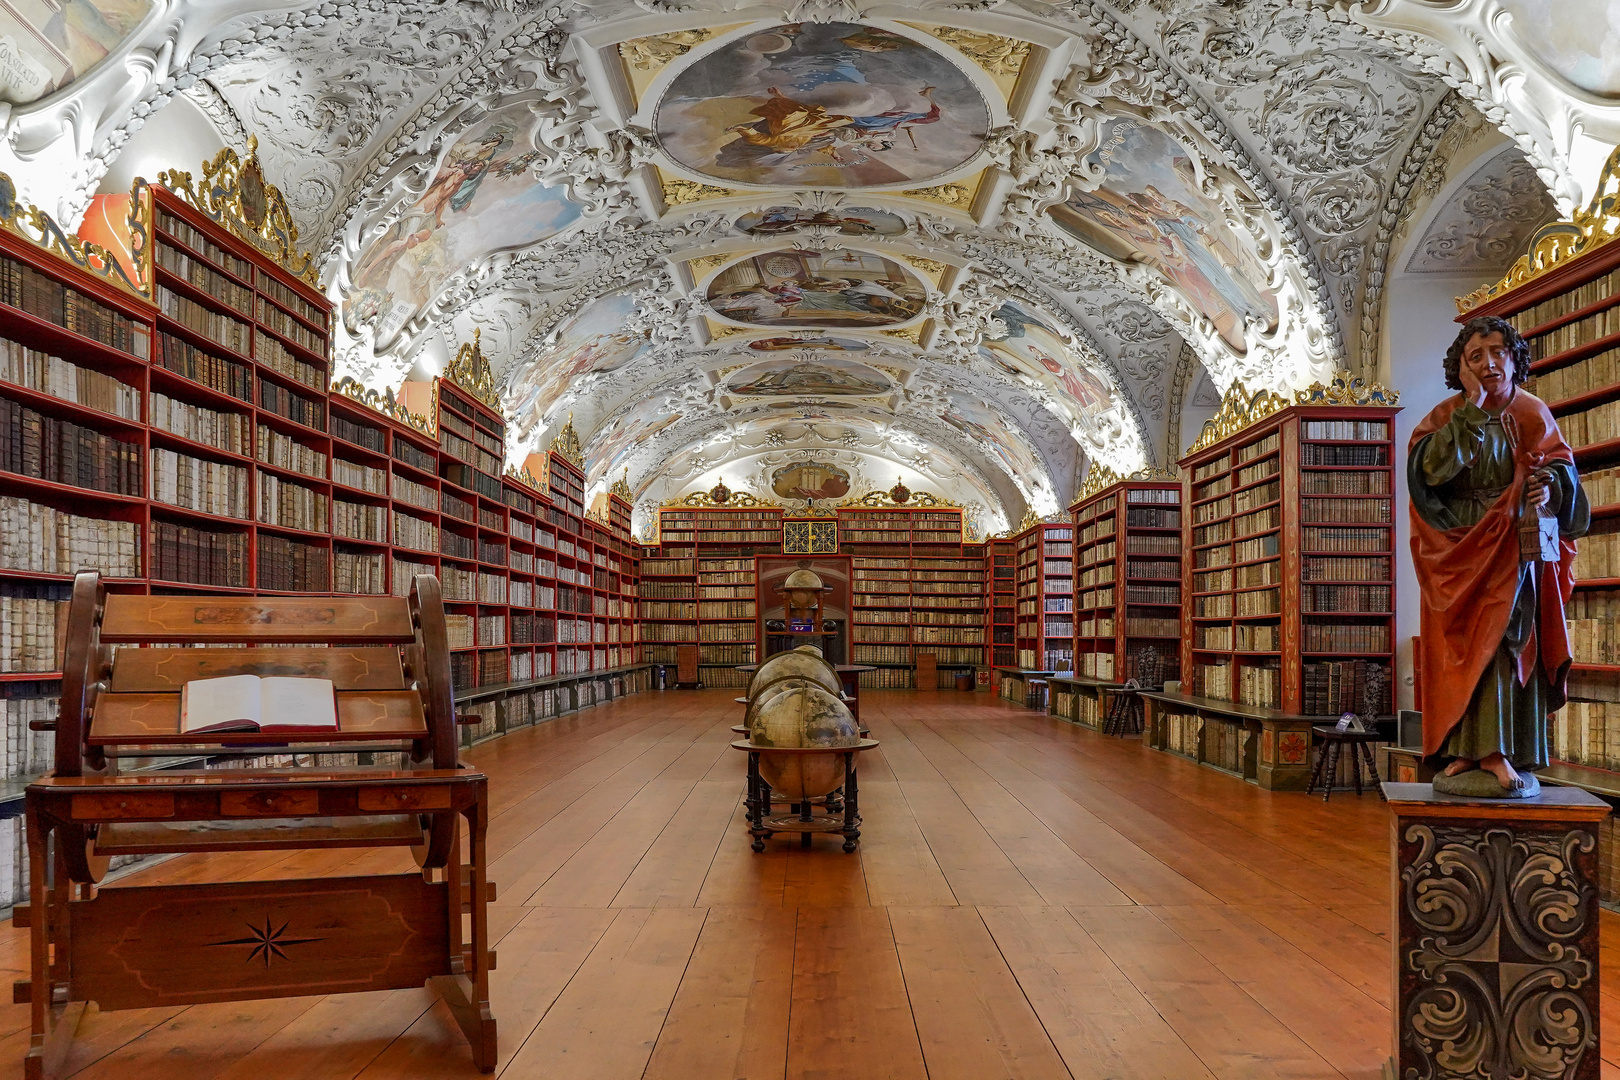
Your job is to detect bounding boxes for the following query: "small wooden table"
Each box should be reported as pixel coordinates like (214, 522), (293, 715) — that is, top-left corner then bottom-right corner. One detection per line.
(1307, 726), (1386, 801)
(732, 740), (879, 852)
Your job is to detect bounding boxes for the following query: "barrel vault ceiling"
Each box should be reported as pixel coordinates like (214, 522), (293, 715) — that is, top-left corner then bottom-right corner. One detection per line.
(6, 0), (1563, 536)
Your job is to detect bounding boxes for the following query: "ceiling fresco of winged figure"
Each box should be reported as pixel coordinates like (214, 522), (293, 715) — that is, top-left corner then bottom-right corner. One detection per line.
(29, 0), (1577, 534)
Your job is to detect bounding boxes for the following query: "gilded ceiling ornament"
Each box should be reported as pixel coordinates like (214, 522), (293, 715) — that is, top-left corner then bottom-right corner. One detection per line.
(618, 29), (714, 72)
(158, 137), (317, 284)
(610, 467), (634, 500)
(550, 414), (585, 469)
(1185, 380), (1291, 455)
(662, 175), (742, 207)
(882, 325), (925, 344)
(1072, 463), (1179, 504)
(706, 321), (747, 341)
(1457, 143), (1620, 313)
(907, 255), (947, 280)
(0, 171), (148, 298)
(687, 253), (732, 281)
(443, 328), (502, 412)
(899, 182), (974, 208)
(332, 376), (437, 436)
(926, 26), (1033, 77)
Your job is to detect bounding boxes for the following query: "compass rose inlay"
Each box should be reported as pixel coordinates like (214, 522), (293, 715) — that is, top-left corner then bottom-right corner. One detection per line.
(206, 916), (325, 967)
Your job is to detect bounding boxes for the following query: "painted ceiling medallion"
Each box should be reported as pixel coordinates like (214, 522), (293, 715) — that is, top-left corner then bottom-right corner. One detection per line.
(1048, 118), (1278, 353)
(772, 461), (852, 501)
(744, 335), (871, 352)
(507, 289), (648, 432)
(728, 358), (892, 397)
(735, 205), (907, 236)
(706, 248), (926, 329)
(652, 23), (990, 189)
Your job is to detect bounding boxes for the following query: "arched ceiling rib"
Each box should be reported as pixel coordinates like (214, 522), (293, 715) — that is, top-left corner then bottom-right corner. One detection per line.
(8, 0), (1584, 531)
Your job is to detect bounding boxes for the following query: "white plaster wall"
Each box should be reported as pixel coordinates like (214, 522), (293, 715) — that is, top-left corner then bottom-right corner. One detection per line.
(96, 94), (226, 198)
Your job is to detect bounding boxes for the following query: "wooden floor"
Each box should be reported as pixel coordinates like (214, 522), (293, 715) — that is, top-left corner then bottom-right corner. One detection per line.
(3, 688), (1618, 1079)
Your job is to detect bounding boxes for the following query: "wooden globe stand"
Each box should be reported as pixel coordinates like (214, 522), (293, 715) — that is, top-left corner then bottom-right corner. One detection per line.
(732, 741), (880, 852)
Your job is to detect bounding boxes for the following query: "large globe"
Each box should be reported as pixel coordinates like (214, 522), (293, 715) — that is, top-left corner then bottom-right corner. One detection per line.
(750, 683), (860, 800)
(746, 645), (840, 700)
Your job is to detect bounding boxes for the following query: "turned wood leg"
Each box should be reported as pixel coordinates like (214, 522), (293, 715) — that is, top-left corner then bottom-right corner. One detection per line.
(842, 753), (861, 853)
(1306, 738), (1330, 795)
(1365, 741), (1386, 802)
(1321, 742), (1341, 803)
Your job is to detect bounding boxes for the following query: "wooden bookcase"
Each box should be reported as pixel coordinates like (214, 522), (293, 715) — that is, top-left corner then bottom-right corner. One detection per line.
(1052, 475), (1183, 728)
(0, 160), (652, 909)
(1012, 521), (1074, 673)
(989, 538), (1015, 668)
(1140, 385), (1399, 789)
(1461, 205), (1620, 822)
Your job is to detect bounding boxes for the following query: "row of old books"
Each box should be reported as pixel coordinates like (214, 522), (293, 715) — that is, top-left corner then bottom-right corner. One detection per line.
(333, 548), (384, 593)
(0, 591), (66, 672)
(258, 275), (327, 330)
(255, 425), (325, 478)
(157, 285), (250, 354)
(1235, 588), (1281, 616)
(1302, 584), (1391, 613)
(151, 447), (249, 517)
(1301, 470), (1390, 495)
(1571, 525), (1620, 578)
(392, 511), (437, 553)
(253, 334), (324, 390)
(1304, 622), (1393, 651)
(1, 338), (139, 418)
(256, 534), (328, 591)
(1239, 662), (1281, 708)
(853, 644), (910, 664)
(1568, 589), (1620, 664)
(854, 625), (910, 642)
(0, 253), (150, 358)
(391, 472), (436, 512)
(1303, 555), (1391, 582)
(642, 601), (697, 619)
(1301, 419), (1389, 441)
(333, 499), (386, 542)
(698, 601), (754, 618)
(1302, 526), (1388, 553)
(151, 391), (250, 454)
(258, 378), (324, 430)
(476, 615), (506, 646)
(1554, 700), (1620, 770)
(2, 395), (142, 494)
(152, 520), (247, 586)
(1531, 346), (1620, 403)
(445, 614), (475, 650)
(257, 472), (329, 532)
(1234, 561), (1281, 588)
(331, 413), (385, 453)
(157, 210), (252, 280)
(919, 645), (983, 664)
(255, 297), (327, 357)
(0, 497), (141, 575)
(916, 626), (984, 643)
(697, 623), (751, 642)
(1235, 623), (1281, 651)
(155, 241), (254, 314)
(1560, 398), (1620, 448)
(1526, 304), (1620, 361)
(157, 331), (251, 400)
(1078, 615), (1116, 637)
(1302, 659), (1391, 715)
(1301, 497), (1391, 523)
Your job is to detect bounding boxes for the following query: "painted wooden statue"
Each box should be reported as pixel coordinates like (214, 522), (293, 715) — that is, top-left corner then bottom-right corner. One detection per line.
(1409, 315), (1590, 796)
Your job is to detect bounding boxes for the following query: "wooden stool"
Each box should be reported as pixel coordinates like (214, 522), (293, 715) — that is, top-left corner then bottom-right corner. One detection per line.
(1102, 686), (1145, 736)
(1307, 726), (1386, 802)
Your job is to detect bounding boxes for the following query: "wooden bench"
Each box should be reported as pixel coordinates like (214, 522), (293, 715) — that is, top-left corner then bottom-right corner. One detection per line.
(21, 572), (495, 1079)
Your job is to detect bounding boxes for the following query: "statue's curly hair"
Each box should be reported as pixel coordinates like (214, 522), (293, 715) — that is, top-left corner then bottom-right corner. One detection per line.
(1444, 315), (1532, 391)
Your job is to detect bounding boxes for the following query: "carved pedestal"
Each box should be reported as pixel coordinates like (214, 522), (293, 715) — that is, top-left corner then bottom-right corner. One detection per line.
(1383, 783), (1610, 1079)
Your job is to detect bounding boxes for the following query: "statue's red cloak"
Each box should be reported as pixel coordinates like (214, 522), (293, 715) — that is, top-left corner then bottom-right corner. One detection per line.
(1409, 390), (1578, 758)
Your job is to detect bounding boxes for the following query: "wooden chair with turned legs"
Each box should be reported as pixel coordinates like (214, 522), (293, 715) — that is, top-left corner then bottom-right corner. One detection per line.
(20, 572), (496, 1079)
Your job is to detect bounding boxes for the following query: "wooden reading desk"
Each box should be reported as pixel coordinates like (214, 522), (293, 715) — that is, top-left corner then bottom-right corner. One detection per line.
(20, 572), (495, 1078)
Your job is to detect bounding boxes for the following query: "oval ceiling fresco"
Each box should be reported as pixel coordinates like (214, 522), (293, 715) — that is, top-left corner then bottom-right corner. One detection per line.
(652, 22), (990, 188)
(734, 205), (907, 237)
(0, 0), (152, 104)
(771, 461), (852, 501)
(727, 358), (893, 397)
(1047, 118), (1277, 353)
(744, 334), (872, 352)
(706, 248), (926, 329)
(344, 103), (581, 340)
(506, 288), (647, 430)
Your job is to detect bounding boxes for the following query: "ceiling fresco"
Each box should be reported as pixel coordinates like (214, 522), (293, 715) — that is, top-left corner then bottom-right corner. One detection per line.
(0, 0), (151, 104)
(651, 23), (990, 189)
(771, 460), (852, 501)
(344, 103), (582, 343)
(705, 249), (927, 329)
(1049, 119), (1278, 353)
(726, 357), (893, 398)
(1496, 1), (1620, 96)
(62, 1), (1569, 533)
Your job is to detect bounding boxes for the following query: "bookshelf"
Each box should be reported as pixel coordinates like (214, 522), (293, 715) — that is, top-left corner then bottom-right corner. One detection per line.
(1012, 520), (1074, 673)
(0, 155), (652, 910)
(1142, 379), (1400, 789)
(1052, 472), (1183, 729)
(989, 538), (1015, 669)
(1459, 172), (1620, 894)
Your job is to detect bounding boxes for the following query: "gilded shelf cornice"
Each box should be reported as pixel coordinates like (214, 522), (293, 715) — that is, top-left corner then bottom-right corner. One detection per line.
(842, 488), (958, 509)
(1186, 371), (1400, 457)
(662, 488), (778, 509)
(550, 414), (585, 469)
(1457, 142), (1620, 314)
(504, 465), (545, 496)
(1072, 463), (1178, 505)
(158, 137), (317, 285)
(0, 171), (147, 298)
(443, 328), (501, 412)
(1293, 373), (1400, 407)
(332, 376), (437, 436)
(610, 467), (633, 500)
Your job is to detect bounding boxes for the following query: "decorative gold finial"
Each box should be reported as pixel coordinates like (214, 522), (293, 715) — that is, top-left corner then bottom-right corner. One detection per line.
(550, 413), (585, 468)
(1073, 463), (1179, 505)
(158, 139), (316, 284)
(889, 477), (911, 505)
(610, 467), (633, 500)
(708, 478), (732, 504)
(1185, 380), (1291, 456)
(444, 327), (501, 411)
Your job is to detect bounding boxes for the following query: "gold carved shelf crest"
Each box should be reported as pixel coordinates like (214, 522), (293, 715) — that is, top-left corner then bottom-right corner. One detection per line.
(610, 467), (634, 501)
(443, 328), (501, 411)
(0, 171), (147, 298)
(158, 137), (317, 285)
(663, 489), (777, 509)
(332, 377), (436, 436)
(841, 488), (957, 509)
(1457, 143), (1620, 313)
(550, 415), (585, 469)
(1186, 372), (1400, 456)
(1073, 463), (1178, 504)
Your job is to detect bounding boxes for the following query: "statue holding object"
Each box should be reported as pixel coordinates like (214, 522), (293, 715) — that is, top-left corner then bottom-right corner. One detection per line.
(1410, 315), (1590, 797)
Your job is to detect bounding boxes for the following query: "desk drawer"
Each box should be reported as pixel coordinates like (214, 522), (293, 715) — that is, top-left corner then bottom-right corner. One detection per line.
(71, 793), (175, 820)
(220, 790), (320, 817)
(357, 786), (450, 812)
